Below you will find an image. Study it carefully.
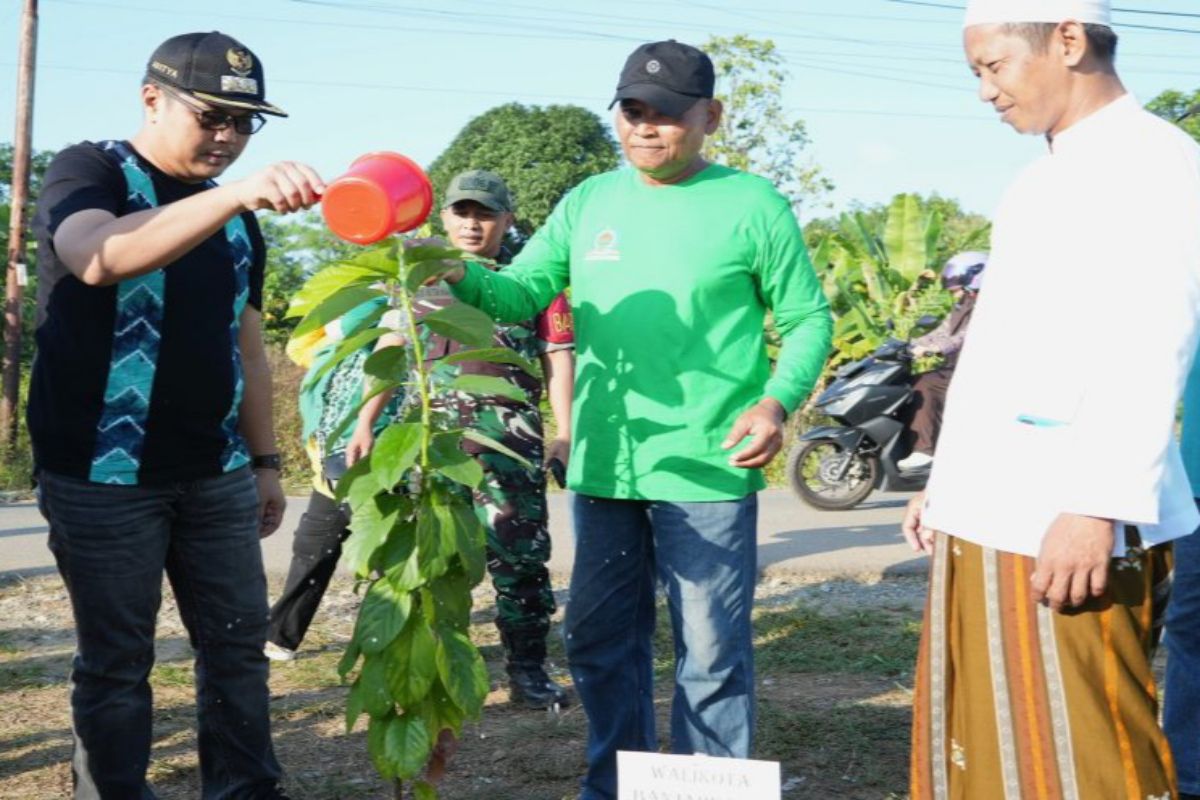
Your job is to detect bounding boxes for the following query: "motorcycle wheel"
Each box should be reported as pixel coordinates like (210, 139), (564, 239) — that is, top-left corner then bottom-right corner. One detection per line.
(787, 438), (879, 511)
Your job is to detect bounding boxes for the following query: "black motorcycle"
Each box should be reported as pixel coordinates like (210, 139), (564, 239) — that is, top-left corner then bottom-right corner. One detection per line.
(787, 338), (932, 510)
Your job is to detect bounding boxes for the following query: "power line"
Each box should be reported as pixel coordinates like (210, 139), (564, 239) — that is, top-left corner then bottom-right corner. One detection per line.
(885, 0), (1200, 34)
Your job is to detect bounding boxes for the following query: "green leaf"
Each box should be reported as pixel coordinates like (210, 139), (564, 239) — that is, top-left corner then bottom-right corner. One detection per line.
(450, 374), (527, 403)
(302, 325), (391, 388)
(293, 285), (385, 337)
(415, 494), (453, 580)
(359, 655), (394, 718)
(461, 429), (534, 469)
(355, 576), (413, 654)
(883, 193), (927, 282)
(336, 455), (382, 508)
(344, 494), (403, 577)
(345, 676), (367, 732)
(427, 677), (466, 731)
(429, 432), (484, 489)
(371, 422), (423, 489)
(337, 637), (363, 680)
(435, 630), (489, 719)
(364, 345), (409, 383)
(386, 616), (439, 707)
(403, 244), (467, 264)
(442, 346), (539, 376)
(382, 528), (423, 593)
(426, 565), (472, 631)
(367, 713), (397, 780)
(923, 208), (944, 265)
(345, 242), (402, 275)
(286, 262), (382, 319)
(404, 259), (451, 294)
(384, 712), (434, 780)
(413, 781), (438, 800)
(422, 303), (495, 348)
(441, 501), (486, 586)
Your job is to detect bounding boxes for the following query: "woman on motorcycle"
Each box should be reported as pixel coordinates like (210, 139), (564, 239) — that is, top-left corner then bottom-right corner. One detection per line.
(897, 252), (988, 470)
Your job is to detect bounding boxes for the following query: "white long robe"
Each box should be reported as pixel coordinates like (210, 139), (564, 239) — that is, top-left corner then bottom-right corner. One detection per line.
(922, 93), (1200, 557)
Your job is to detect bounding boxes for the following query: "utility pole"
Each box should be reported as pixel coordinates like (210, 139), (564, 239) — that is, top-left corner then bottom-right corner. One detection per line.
(2, 0), (38, 449)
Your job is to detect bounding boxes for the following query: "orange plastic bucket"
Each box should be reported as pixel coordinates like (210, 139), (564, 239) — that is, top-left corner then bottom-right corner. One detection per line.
(321, 152), (434, 245)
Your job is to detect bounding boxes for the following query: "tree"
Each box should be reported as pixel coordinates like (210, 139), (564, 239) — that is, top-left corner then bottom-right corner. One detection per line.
(808, 193), (991, 369)
(702, 35), (833, 212)
(1147, 88), (1200, 144)
(426, 103), (620, 243)
(287, 242), (522, 797)
(0, 144), (55, 366)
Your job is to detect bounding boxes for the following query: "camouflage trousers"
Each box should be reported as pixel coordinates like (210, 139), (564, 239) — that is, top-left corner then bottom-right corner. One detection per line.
(468, 404), (557, 638)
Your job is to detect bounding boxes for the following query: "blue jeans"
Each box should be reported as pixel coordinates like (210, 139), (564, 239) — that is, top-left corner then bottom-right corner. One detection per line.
(564, 493), (758, 800)
(1166, 499), (1200, 795)
(38, 468), (282, 799)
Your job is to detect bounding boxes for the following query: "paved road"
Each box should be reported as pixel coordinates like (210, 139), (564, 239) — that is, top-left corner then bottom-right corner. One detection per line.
(0, 489), (925, 582)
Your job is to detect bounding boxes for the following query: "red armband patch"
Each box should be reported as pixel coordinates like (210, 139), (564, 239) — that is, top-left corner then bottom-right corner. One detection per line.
(537, 293), (575, 345)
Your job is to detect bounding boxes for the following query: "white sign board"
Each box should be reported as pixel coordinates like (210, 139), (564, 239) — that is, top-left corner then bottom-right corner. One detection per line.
(617, 751), (781, 800)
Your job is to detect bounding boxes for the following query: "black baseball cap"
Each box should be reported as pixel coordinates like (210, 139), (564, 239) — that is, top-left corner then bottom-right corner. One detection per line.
(608, 40), (715, 119)
(146, 32), (287, 117)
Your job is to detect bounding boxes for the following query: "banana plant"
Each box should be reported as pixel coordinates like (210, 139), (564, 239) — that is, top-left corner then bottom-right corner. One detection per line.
(811, 193), (954, 368)
(286, 241), (537, 799)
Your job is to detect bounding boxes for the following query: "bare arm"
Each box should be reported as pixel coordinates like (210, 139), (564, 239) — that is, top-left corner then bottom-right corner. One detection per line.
(346, 330), (405, 467)
(53, 162), (324, 286)
(238, 307), (286, 537)
(541, 348), (574, 467)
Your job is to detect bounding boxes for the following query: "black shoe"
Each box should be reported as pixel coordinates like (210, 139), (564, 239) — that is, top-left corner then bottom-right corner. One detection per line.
(508, 662), (571, 709)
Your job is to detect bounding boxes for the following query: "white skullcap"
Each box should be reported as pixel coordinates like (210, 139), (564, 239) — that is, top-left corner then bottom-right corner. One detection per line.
(964, 0), (1111, 28)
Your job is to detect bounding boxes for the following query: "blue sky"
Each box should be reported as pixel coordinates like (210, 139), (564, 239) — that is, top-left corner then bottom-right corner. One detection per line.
(2, 0), (1199, 220)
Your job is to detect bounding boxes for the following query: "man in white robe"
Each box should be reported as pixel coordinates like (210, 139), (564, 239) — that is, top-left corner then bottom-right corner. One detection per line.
(903, 1), (1200, 797)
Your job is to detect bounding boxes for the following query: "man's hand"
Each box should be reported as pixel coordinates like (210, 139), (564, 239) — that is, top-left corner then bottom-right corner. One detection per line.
(1032, 513), (1114, 612)
(234, 162), (325, 214)
(403, 237), (465, 284)
(722, 398), (786, 469)
(901, 491), (936, 555)
(911, 346), (932, 359)
(254, 469), (287, 538)
(544, 436), (570, 469)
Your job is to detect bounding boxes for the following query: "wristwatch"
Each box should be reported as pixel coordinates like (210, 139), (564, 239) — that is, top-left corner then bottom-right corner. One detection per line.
(251, 453), (282, 471)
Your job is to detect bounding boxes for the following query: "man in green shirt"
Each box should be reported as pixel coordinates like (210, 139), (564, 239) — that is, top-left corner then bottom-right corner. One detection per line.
(438, 40), (832, 799)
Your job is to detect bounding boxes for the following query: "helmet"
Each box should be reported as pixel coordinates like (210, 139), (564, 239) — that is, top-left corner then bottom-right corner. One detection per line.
(941, 251), (988, 292)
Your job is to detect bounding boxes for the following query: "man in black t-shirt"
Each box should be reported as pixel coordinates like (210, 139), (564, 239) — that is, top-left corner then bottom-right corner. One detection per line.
(31, 31), (323, 799)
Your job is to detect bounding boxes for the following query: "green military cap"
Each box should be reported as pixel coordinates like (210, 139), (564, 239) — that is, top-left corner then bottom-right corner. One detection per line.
(443, 169), (514, 213)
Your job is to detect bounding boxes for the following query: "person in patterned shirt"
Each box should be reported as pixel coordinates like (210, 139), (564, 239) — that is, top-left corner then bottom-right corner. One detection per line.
(349, 170), (575, 708)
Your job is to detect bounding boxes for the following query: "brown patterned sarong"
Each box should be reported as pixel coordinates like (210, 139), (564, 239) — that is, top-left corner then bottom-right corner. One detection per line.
(911, 532), (1176, 800)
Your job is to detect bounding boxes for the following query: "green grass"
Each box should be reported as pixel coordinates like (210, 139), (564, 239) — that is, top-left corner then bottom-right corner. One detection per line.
(650, 600), (920, 680)
(753, 606), (921, 676)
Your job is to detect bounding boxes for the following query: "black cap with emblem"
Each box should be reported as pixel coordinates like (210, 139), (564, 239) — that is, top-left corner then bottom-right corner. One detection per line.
(609, 40), (715, 120)
(146, 31), (287, 117)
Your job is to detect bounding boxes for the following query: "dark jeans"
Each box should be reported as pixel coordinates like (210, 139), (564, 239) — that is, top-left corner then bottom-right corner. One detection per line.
(38, 467), (282, 800)
(565, 493), (758, 800)
(267, 490), (350, 651)
(1165, 500), (1200, 794)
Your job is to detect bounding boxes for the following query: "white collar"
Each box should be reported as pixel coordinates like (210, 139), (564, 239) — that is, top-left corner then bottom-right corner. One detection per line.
(1048, 93), (1139, 154)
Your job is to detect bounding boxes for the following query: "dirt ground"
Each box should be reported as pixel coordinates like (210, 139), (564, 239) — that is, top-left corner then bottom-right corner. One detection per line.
(0, 572), (925, 800)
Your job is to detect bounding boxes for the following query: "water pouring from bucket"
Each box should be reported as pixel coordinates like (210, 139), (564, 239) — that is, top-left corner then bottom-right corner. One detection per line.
(321, 152), (434, 245)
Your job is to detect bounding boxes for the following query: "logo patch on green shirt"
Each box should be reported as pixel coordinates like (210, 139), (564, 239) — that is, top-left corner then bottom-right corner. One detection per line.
(586, 228), (621, 262)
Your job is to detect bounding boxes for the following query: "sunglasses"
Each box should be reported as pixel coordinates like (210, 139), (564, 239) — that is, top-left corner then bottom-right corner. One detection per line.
(158, 84), (267, 136)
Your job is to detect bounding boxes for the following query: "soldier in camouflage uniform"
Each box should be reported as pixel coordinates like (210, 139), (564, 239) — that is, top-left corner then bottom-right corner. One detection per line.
(350, 170), (574, 708)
